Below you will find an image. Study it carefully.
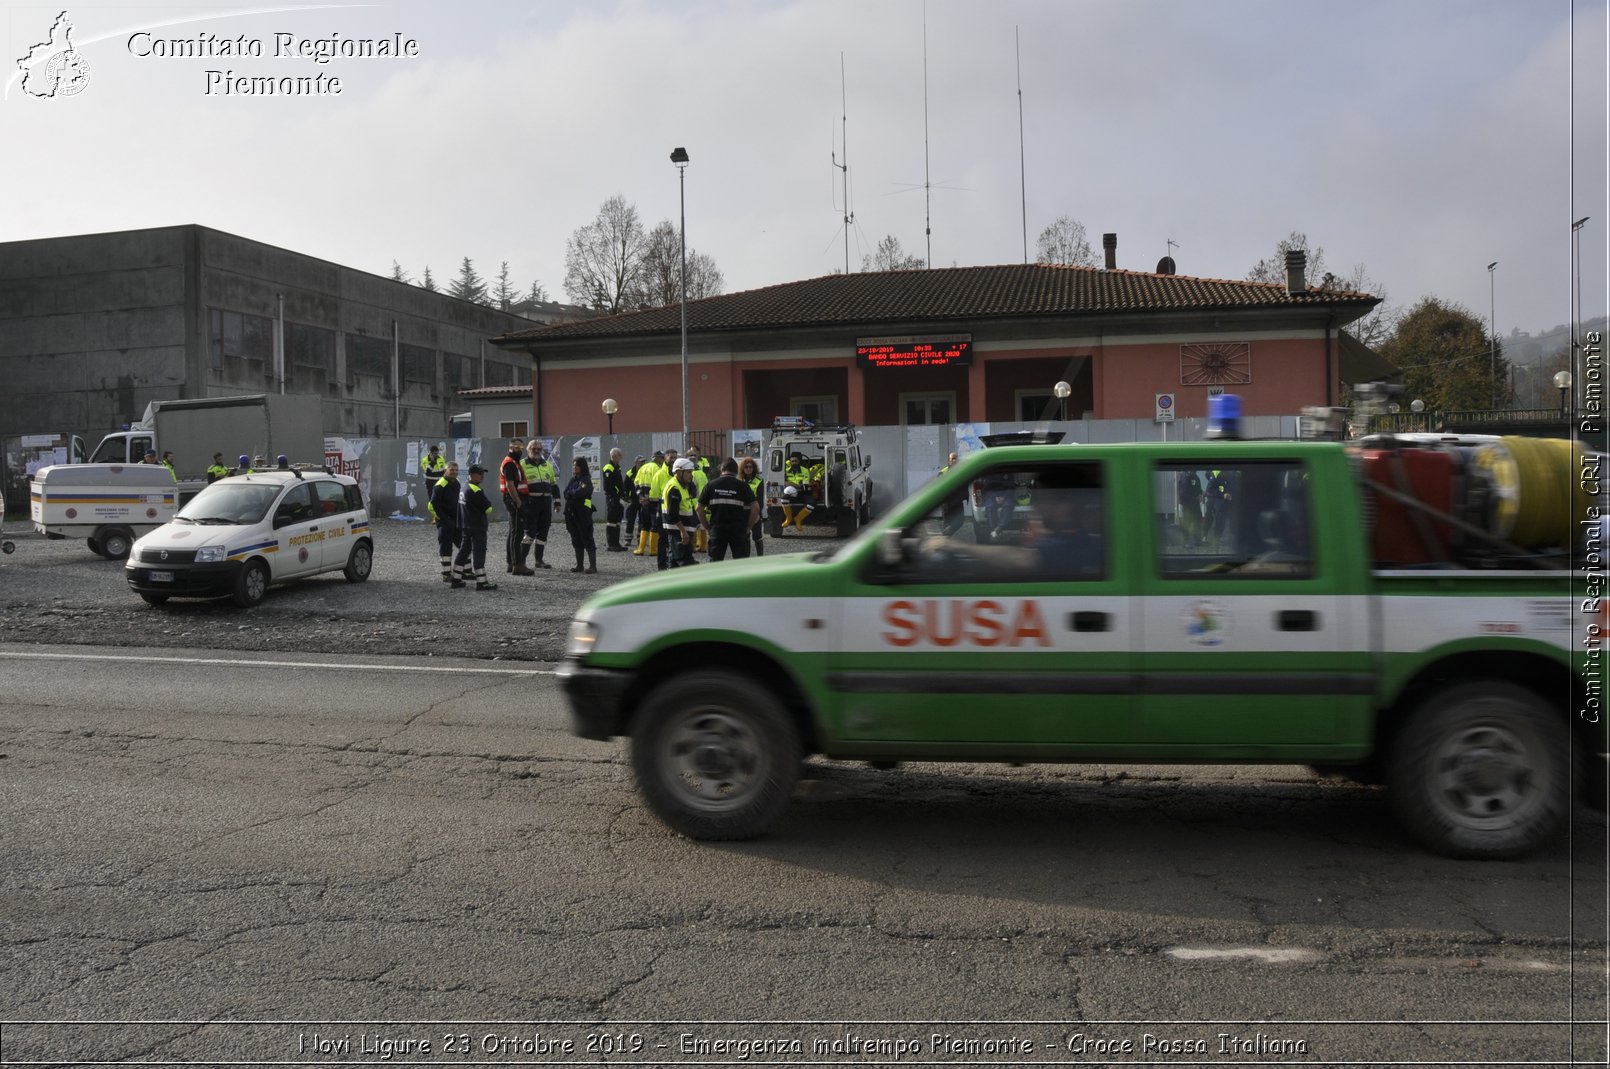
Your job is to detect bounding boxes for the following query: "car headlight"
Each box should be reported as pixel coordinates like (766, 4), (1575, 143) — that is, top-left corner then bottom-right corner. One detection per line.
(194, 545), (227, 563)
(565, 618), (600, 659)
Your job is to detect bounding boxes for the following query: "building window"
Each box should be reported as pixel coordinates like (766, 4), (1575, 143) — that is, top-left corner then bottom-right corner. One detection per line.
(345, 333), (392, 389)
(401, 343), (436, 389)
(498, 420), (529, 438)
(1016, 390), (1058, 422)
(286, 323), (335, 383)
(443, 353), (471, 391)
(483, 361), (515, 388)
(209, 308), (274, 371)
(901, 392), (954, 425)
(791, 395), (838, 424)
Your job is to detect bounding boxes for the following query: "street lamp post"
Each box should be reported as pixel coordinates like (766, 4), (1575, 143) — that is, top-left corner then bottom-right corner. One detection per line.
(670, 147), (690, 445)
(1554, 371), (1573, 415)
(601, 397), (617, 437)
(1487, 261), (1498, 409)
(1053, 380), (1071, 422)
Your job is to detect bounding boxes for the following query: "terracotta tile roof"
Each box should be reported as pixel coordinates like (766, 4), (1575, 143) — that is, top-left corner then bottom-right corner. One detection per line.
(493, 263), (1380, 345)
(458, 385), (532, 398)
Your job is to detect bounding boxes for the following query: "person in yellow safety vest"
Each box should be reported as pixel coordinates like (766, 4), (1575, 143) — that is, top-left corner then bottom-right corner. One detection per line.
(688, 455), (710, 553)
(651, 449), (678, 570)
(662, 457), (700, 568)
(522, 440), (559, 570)
(632, 450), (664, 556)
(781, 452), (812, 532)
(421, 442), (446, 504)
(206, 453), (231, 483)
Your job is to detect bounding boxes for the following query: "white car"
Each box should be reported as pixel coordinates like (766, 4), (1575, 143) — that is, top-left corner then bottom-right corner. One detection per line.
(124, 470), (372, 607)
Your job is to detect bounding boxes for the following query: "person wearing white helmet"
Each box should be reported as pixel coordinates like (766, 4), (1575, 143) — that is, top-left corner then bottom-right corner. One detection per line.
(662, 456), (699, 568)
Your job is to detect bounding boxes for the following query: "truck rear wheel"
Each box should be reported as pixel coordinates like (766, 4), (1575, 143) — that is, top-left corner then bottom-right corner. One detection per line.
(631, 669), (801, 840)
(97, 527), (133, 560)
(1388, 682), (1570, 859)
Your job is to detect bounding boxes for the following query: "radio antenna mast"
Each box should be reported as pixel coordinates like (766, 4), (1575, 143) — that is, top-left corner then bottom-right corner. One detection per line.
(831, 52), (854, 275)
(1016, 26), (1027, 264)
(922, 1), (932, 268)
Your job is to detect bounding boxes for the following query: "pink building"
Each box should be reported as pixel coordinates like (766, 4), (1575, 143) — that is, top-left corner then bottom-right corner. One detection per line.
(491, 252), (1385, 436)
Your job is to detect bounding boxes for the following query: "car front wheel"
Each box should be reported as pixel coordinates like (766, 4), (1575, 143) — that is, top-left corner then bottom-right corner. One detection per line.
(232, 559), (270, 608)
(631, 669), (801, 840)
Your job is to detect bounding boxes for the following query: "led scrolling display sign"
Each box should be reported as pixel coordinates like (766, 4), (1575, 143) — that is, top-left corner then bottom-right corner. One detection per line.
(855, 334), (973, 369)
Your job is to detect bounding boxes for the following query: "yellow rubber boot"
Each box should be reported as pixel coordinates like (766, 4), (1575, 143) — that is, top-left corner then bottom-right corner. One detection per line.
(631, 529), (647, 555)
(648, 531), (660, 556)
(794, 508), (811, 531)
(695, 528), (707, 552)
(780, 505), (794, 530)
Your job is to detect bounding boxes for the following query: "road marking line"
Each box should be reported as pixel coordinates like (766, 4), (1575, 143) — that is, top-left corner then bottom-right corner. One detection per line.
(1165, 947), (1322, 964)
(0, 651), (554, 676)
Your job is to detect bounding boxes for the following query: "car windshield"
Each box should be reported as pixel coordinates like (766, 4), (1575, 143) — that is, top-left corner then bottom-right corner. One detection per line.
(176, 482), (282, 525)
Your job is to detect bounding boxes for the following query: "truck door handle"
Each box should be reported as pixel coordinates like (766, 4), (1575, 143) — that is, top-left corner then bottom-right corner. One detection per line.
(1277, 610), (1317, 631)
(1068, 611), (1111, 633)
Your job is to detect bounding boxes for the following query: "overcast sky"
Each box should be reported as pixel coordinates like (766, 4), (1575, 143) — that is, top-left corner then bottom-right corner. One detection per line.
(5, 0), (1606, 341)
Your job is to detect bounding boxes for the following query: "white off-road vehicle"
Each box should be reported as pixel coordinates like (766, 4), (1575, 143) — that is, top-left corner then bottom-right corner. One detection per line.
(762, 417), (874, 538)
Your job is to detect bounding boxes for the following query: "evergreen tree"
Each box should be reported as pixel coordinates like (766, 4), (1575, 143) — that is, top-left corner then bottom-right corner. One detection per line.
(420, 266), (437, 292)
(389, 260), (410, 284)
(492, 261), (517, 310)
(449, 257), (488, 305)
(525, 280), (549, 305)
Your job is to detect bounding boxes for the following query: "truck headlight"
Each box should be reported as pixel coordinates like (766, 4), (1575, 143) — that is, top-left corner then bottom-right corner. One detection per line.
(565, 618), (600, 659)
(194, 545), (227, 563)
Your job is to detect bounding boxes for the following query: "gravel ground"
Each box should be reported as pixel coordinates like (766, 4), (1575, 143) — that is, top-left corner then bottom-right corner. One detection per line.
(0, 518), (837, 661)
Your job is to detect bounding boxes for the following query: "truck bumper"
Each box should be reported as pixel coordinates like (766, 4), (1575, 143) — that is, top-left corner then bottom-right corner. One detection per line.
(125, 560), (242, 599)
(556, 661), (632, 740)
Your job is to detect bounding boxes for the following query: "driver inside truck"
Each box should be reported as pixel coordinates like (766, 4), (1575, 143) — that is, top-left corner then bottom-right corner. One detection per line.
(918, 464), (1105, 582)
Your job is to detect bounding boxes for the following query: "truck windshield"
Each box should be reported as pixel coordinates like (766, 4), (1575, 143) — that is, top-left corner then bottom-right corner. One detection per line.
(176, 483), (281, 525)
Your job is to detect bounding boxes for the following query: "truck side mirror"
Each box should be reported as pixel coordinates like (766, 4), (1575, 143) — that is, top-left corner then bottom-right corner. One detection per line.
(864, 454), (872, 468)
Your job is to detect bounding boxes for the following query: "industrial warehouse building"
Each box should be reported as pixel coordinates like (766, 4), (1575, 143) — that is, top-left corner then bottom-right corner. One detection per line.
(492, 246), (1389, 437)
(0, 225), (572, 445)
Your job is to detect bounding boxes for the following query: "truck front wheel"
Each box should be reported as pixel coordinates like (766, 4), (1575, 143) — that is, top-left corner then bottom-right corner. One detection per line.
(1389, 682), (1570, 859)
(631, 670), (801, 841)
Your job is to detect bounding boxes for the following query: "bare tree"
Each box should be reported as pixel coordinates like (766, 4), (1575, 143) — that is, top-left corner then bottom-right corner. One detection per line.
(1035, 216), (1096, 266)
(564, 195), (649, 314)
(1248, 232), (1393, 346)
(1247, 231), (1330, 285)
(862, 234), (924, 272)
(637, 220), (726, 306)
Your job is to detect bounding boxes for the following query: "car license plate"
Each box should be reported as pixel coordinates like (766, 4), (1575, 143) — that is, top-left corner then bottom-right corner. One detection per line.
(148, 571), (174, 583)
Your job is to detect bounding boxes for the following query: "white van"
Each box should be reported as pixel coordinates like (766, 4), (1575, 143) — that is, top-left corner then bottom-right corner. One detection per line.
(124, 470), (372, 607)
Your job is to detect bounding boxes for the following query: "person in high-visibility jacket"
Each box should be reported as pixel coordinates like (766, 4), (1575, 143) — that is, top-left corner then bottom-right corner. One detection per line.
(451, 464), (497, 590)
(688, 455), (710, 553)
(632, 451), (663, 556)
(421, 442), (447, 505)
(522, 440), (559, 570)
(784, 452), (816, 532)
(428, 461), (461, 581)
(564, 457), (597, 573)
(662, 457), (699, 568)
(499, 439), (532, 575)
(206, 453), (231, 483)
(651, 449), (678, 570)
(738, 455), (766, 556)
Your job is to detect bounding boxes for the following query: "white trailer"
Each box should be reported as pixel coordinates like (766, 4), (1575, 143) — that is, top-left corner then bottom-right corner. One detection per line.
(29, 463), (180, 559)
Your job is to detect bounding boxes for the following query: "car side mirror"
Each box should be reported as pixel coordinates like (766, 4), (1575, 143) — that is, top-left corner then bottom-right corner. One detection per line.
(864, 454), (872, 468)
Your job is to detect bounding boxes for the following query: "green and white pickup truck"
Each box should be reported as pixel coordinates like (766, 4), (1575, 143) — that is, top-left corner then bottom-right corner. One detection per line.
(558, 437), (1606, 859)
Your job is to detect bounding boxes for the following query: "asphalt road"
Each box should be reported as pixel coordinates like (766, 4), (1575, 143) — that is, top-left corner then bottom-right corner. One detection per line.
(1, 645), (1604, 1066)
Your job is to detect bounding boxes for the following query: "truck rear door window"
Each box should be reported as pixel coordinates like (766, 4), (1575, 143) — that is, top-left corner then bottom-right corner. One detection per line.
(1154, 461), (1312, 578)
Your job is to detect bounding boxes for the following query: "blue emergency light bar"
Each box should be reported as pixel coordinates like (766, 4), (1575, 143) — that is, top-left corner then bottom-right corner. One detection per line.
(1205, 393), (1243, 440)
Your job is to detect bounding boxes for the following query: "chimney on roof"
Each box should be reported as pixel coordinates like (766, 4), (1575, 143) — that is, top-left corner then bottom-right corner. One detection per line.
(1103, 233), (1117, 270)
(1285, 249), (1307, 295)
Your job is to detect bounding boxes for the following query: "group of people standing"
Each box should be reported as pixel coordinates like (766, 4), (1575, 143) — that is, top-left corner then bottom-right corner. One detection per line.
(625, 447), (763, 569)
(426, 438), (744, 590)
